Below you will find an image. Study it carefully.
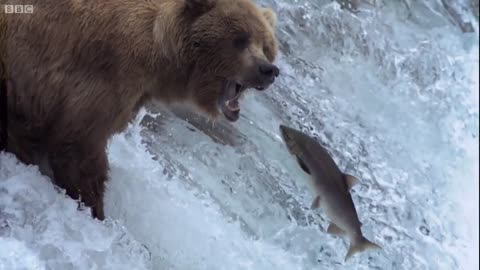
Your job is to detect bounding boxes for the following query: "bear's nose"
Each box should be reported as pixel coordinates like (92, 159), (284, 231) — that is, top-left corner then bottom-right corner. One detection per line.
(258, 63), (280, 83)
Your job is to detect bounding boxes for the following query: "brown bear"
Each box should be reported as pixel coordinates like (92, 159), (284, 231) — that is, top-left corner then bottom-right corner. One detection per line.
(3, 0), (279, 220)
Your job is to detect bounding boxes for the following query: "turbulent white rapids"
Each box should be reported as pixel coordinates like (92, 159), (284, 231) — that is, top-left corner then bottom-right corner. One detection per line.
(1, 1), (478, 269)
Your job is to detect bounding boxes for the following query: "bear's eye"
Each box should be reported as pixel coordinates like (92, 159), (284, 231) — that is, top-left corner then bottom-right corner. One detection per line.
(193, 41), (201, 48)
(263, 45), (272, 61)
(233, 34), (250, 50)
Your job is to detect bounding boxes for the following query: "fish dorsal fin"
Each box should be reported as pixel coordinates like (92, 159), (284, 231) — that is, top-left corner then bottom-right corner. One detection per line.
(344, 174), (359, 190)
(327, 223), (345, 236)
(296, 156), (310, 174)
(310, 195), (320, 209)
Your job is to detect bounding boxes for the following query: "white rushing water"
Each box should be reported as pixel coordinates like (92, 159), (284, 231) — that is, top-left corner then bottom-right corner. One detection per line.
(1, 1), (479, 269)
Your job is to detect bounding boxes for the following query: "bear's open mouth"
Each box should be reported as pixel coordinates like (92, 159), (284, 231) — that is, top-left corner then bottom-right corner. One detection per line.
(219, 81), (245, 122)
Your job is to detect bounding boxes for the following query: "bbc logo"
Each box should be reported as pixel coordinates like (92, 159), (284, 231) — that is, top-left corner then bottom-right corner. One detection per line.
(4, 5), (34, 14)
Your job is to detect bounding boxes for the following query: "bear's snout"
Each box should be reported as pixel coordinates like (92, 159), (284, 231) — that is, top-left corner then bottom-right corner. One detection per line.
(259, 63), (279, 80)
(253, 62), (279, 91)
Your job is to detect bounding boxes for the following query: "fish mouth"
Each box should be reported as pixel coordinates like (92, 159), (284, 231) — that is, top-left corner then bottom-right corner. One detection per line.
(279, 125), (292, 142)
(279, 124), (296, 153)
(218, 81), (246, 122)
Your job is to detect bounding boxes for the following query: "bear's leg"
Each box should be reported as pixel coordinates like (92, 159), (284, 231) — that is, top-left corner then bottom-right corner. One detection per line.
(48, 142), (108, 220)
(6, 135), (35, 165)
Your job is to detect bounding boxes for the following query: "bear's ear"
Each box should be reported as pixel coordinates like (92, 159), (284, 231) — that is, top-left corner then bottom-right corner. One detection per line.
(260, 7), (276, 28)
(184, 0), (215, 17)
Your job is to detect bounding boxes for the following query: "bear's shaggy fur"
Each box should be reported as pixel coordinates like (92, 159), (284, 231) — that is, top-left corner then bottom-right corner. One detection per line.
(3, 0), (279, 219)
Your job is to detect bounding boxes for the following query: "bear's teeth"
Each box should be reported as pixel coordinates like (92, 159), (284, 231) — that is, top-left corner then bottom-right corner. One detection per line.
(225, 100), (240, 111)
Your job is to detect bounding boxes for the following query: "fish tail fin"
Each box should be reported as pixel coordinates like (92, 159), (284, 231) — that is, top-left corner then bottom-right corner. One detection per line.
(345, 236), (381, 262)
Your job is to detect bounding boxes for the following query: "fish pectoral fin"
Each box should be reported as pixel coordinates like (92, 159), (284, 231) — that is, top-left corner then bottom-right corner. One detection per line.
(344, 174), (359, 190)
(310, 195), (321, 209)
(326, 223), (345, 236)
(296, 156), (311, 174)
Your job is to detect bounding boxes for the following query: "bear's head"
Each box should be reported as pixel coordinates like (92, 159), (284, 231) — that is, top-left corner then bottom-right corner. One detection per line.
(179, 0), (279, 122)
